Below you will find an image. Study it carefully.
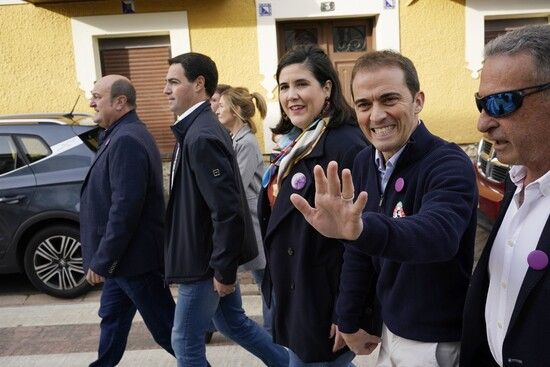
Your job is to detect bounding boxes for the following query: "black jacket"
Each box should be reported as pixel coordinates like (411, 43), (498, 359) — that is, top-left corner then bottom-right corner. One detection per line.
(259, 123), (368, 362)
(461, 177), (550, 367)
(80, 110), (165, 277)
(164, 102), (257, 284)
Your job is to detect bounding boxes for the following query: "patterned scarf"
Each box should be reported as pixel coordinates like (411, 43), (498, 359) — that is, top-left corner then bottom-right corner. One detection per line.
(262, 117), (328, 189)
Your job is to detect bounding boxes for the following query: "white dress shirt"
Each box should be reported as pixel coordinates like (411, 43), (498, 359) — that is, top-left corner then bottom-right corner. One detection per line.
(485, 166), (550, 366)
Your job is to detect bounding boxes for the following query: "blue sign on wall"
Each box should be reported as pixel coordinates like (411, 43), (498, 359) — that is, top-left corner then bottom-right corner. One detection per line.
(259, 3), (272, 17)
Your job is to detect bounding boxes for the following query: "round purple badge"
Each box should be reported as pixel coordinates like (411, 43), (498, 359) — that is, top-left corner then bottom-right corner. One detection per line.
(395, 177), (405, 192)
(527, 250), (549, 270)
(291, 172), (306, 190)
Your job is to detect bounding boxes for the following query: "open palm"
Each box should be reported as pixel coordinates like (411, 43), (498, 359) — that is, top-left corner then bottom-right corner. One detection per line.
(290, 161), (367, 240)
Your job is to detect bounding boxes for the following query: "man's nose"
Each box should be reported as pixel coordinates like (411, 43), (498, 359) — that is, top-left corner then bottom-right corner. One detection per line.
(370, 103), (387, 123)
(477, 110), (498, 134)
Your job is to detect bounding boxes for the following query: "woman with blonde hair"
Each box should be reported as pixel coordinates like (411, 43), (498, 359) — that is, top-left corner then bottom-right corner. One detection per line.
(216, 86), (273, 332)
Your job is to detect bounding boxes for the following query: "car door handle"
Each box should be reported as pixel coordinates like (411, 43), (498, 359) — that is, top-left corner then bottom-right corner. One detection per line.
(0, 195), (26, 204)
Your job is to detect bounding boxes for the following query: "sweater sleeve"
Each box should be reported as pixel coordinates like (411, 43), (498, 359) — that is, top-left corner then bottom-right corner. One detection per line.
(349, 146), (477, 263)
(336, 150), (380, 333)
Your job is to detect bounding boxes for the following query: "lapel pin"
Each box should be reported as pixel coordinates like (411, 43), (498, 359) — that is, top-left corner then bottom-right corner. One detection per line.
(392, 201), (407, 218)
(395, 177), (405, 192)
(291, 172), (306, 190)
(527, 250), (548, 270)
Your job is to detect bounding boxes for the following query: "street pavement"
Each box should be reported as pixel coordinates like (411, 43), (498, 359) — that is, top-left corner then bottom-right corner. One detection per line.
(0, 278), (377, 367)
(0, 221), (490, 367)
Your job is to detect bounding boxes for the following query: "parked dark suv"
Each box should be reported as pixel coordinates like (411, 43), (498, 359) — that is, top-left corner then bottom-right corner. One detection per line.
(0, 113), (99, 298)
(475, 137), (511, 223)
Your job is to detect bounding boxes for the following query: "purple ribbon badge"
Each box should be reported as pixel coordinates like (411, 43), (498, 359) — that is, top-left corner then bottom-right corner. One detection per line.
(291, 172), (306, 190)
(527, 250), (549, 271)
(395, 177), (405, 192)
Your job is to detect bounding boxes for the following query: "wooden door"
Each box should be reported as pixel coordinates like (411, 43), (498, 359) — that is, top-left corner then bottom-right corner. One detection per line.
(277, 18), (374, 105)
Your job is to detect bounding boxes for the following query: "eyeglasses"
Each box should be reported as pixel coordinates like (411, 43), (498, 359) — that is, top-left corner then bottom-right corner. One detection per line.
(475, 82), (550, 118)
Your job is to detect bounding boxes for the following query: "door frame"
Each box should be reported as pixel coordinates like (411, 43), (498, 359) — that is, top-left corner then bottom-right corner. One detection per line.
(254, 0), (400, 151)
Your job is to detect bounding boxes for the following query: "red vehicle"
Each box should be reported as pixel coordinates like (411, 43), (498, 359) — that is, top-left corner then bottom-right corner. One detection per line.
(475, 138), (510, 222)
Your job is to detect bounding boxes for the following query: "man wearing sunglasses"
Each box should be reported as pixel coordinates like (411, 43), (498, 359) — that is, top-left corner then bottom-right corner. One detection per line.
(461, 24), (550, 367)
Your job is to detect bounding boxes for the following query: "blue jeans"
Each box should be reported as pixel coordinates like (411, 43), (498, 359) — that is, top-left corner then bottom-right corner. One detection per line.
(288, 349), (356, 367)
(208, 269), (272, 334)
(172, 278), (289, 367)
(90, 271), (175, 367)
(251, 268), (273, 334)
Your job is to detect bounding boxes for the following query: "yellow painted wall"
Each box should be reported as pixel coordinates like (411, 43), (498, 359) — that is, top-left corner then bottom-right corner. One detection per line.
(400, 0), (481, 144)
(0, 0), (265, 146)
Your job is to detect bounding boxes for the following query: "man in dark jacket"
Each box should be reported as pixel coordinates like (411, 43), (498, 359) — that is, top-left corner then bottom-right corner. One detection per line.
(460, 24), (550, 367)
(163, 53), (288, 367)
(80, 75), (175, 367)
(291, 51), (477, 366)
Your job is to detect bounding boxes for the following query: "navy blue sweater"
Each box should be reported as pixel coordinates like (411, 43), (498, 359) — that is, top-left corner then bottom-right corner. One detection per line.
(336, 122), (478, 342)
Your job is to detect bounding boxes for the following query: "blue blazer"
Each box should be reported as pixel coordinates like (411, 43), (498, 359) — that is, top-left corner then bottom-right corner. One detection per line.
(80, 110), (165, 277)
(461, 178), (550, 367)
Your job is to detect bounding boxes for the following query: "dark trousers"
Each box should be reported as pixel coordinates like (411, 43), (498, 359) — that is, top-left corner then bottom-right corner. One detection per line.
(90, 271), (175, 367)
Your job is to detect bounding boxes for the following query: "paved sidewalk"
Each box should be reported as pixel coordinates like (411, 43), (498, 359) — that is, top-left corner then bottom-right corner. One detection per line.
(0, 283), (377, 366)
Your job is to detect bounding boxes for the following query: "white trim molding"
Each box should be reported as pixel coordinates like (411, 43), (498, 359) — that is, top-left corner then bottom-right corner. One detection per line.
(0, 0), (25, 5)
(254, 0), (400, 150)
(71, 11), (190, 96)
(465, 0), (550, 79)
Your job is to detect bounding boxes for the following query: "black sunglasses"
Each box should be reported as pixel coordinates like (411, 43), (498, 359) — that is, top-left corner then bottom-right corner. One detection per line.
(475, 82), (550, 118)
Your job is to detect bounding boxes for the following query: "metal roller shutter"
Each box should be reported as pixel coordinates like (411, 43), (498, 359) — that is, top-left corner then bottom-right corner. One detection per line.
(100, 42), (175, 158)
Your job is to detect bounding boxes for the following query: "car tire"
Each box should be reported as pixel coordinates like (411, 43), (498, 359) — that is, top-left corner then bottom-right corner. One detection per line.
(23, 225), (91, 298)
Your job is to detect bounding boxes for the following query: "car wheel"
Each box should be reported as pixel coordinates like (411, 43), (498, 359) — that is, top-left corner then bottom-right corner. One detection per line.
(23, 225), (91, 298)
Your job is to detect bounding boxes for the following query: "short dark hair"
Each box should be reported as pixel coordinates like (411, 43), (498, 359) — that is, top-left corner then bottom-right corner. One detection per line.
(110, 79), (136, 108)
(272, 44), (356, 134)
(168, 53), (218, 97)
(351, 50), (420, 99)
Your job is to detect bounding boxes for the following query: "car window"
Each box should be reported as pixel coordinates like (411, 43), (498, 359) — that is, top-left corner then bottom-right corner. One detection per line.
(17, 135), (52, 163)
(0, 135), (24, 175)
(78, 127), (100, 152)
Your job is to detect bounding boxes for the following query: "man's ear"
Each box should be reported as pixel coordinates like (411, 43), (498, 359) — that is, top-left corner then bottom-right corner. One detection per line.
(413, 91), (425, 115)
(115, 95), (128, 111)
(194, 75), (205, 92)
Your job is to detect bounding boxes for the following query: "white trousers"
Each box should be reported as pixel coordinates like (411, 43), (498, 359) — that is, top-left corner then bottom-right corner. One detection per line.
(376, 324), (460, 367)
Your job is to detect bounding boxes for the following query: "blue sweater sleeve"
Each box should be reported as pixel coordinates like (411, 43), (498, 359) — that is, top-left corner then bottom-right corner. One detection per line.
(351, 146), (477, 263)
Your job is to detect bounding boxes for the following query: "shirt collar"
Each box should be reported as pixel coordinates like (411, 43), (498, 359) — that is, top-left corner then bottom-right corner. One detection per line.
(509, 165), (550, 197)
(173, 100), (209, 126)
(375, 144), (407, 173)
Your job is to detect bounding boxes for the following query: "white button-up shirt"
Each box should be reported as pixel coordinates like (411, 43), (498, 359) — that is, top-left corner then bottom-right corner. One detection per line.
(485, 166), (550, 366)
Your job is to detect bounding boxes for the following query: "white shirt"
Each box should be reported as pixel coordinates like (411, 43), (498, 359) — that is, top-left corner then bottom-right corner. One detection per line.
(485, 166), (550, 366)
(170, 100), (209, 189)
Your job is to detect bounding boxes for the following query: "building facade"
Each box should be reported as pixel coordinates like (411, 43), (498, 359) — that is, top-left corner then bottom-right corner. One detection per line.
(1, 0), (549, 155)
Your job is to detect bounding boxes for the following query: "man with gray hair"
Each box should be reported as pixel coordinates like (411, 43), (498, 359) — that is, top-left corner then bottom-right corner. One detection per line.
(461, 24), (550, 367)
